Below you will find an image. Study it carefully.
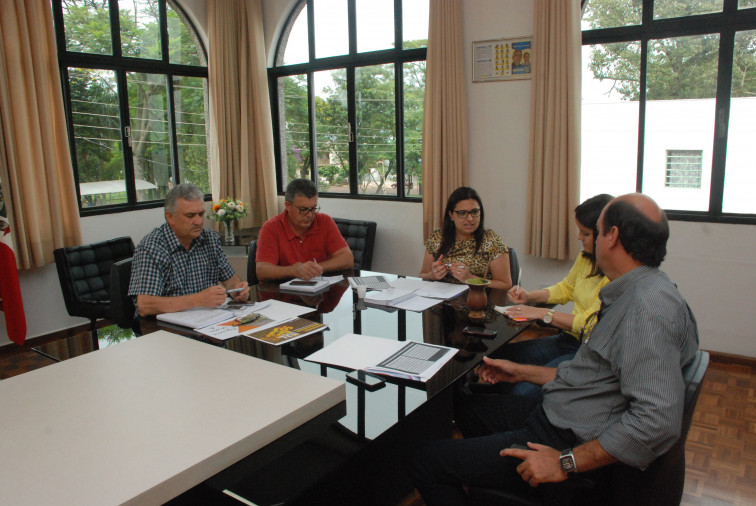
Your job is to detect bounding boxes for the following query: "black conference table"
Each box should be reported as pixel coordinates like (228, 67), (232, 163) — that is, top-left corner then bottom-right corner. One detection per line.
(143, 270), (530, 505)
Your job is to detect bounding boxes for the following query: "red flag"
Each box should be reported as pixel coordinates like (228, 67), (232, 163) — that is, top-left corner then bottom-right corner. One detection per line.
(0, 242), (26, 345)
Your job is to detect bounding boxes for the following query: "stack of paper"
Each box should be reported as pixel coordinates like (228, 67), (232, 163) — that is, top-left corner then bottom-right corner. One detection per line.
(348, 275), (392, 290)
(364, 287), (417, 306)
(390, 278), (469, 300)
(305, 333), (457, 382)
(279, 275), (344, 293)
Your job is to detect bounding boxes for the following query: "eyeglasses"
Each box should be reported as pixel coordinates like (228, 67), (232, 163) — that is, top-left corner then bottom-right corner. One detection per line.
(290, 204), (321, 215)
(452, 208), (481, 218)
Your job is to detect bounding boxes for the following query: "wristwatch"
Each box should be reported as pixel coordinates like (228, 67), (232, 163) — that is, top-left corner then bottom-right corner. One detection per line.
(559, 448), (578, 474)
(543, 309), (556, 325)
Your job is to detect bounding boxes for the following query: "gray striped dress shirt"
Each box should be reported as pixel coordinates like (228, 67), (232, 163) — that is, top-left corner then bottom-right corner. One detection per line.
(542, 265), (699, 469)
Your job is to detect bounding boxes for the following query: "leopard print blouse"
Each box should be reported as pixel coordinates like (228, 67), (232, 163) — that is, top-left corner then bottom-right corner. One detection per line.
(424, 228), (509, 282)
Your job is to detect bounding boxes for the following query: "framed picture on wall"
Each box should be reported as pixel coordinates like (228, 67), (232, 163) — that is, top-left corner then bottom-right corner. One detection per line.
(472, 36), (532, 82)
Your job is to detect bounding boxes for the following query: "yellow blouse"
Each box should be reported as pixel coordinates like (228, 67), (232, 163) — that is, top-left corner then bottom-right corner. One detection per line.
(546, 253), (609, 338)
(425, 228), (509, 282)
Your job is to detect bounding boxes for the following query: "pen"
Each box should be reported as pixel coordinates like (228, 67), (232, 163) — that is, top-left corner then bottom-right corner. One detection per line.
(313, 257), (323, 281)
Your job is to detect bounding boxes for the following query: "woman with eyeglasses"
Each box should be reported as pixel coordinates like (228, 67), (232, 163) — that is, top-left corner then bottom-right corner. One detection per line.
(420, 187), (512, 290)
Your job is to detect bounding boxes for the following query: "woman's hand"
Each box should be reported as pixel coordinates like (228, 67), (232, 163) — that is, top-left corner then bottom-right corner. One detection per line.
(508, 285), (530, 303)
(430, 254), (448, 280)
(449, 262), (471, 283)
(503, 305), (549, 321)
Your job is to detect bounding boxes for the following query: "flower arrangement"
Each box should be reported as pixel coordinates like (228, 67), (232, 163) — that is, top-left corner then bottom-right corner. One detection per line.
(208, 197), (248, 223)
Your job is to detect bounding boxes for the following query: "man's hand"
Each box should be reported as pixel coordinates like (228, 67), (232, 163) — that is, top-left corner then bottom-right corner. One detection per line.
(294, 261), (324, 280)
(476, 356), (523, 384)
(230, 282), (249, 302)
(196, 285), (228, 308)
(500, 442), (567, 487)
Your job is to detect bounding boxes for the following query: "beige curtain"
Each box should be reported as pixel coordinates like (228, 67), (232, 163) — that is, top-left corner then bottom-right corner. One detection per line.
(0, 0), (82, 269)
(421, 0), (468, 239)
(525, 0), (582, 260)
(207, 0), (278, 229)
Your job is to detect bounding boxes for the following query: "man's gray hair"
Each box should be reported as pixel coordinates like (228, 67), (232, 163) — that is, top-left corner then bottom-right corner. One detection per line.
(284, 178), (318, 202)
(165, 183), (204, 213)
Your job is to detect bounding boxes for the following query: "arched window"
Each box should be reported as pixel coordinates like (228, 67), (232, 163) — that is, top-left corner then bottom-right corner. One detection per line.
(581, 0), (756, 223)
(51, 0), (209, 213)
(269, 0), (428, 199)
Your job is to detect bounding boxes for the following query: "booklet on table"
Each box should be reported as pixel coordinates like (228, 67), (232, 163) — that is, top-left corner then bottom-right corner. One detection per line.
(304, 333), (457, 382)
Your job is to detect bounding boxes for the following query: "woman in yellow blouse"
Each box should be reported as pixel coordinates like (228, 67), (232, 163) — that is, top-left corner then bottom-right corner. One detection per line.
(489, 194), (614, 398)
(420, 187), (512, 290)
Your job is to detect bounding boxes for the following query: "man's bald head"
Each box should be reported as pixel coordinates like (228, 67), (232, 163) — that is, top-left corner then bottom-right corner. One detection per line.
(600, 193), (669, 268)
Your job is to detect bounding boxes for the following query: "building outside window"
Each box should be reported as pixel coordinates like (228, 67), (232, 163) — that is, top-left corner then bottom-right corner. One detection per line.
(665, 150), (703, 188)
(581, 0), (756, 222)
(51, 0), (209, 213)
(269, 0), (428, 200)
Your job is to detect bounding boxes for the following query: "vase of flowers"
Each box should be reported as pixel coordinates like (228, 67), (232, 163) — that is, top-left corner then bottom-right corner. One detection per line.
(208, 197), (248, 245)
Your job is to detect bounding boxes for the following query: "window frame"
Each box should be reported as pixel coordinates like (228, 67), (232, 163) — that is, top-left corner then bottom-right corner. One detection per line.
(51, 0), (210, 216)
(268, 0), (427, 201)
(581, 0), (756, 224)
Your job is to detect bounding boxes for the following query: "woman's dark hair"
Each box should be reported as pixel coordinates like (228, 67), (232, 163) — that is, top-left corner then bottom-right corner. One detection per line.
(575, 193), (614, 276)
(437, 187), (485, 259)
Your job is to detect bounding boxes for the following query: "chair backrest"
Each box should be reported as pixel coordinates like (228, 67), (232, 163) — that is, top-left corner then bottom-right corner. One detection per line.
(109, 257), (137, 331)
(332, 218), (377, 270)
(508, 247), (520, 286)
(53, 237), (135, 321)
(247, 239), (258, 285)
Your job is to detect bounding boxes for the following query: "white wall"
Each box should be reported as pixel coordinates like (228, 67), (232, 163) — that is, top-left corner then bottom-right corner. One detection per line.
(3, 0), (754, 358)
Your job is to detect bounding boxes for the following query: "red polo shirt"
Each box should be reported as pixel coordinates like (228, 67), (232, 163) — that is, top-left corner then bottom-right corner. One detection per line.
(256, 211), (348, 266)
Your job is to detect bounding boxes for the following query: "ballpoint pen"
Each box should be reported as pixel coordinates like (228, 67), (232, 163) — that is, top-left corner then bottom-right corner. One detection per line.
(313, 257), (323, 281)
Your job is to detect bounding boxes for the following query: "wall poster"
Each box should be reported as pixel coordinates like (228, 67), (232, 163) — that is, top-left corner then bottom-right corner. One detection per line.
(472, 36), (532, 82)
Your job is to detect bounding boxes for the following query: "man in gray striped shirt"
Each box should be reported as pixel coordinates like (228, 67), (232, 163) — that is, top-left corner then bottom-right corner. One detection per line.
(410, 193), (699, 505)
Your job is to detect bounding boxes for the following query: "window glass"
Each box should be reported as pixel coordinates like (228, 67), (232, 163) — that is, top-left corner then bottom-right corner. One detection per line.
(665, 150), (703, 188)
(62, 0), (113, 55)
(120, 0), (162, 60)
(741, 0), (756, 8)
(279, 75), (312, 186)
(723, 29), (756, 214)
(281, 3), (309, 65)
(127, 72), (170, 202)
(356, 64), (396, 195)
(581, 0), (641, 31)
(404, 60), (425, 199)
(403, 0), (429, 48)
(580, 44), (640, 201)
(314, 70), (349, 193)
(69, 68), (125, 208)
(174, 76), (209, 193)
(167, 1), (204, 65)
(641, 34), (719, 211)
(653, 0), (723, 20)
(314, 0), (348, 59)
(356, 0), (394, 53)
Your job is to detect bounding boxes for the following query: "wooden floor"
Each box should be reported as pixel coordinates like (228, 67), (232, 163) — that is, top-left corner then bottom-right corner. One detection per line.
(2, 328), (755, 505)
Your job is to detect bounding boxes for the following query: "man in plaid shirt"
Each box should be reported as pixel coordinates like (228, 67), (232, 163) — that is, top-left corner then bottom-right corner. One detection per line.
(128, 184), (249, 316)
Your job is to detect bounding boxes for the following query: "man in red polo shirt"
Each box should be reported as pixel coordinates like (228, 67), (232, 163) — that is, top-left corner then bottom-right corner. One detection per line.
(256, 178), (354, 281)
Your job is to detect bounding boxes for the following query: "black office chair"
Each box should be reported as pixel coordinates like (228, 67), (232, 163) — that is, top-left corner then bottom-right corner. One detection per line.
(467, 349), (710, 506)
(247, 239), (258, 285)
(109, 257), (141, 334)
(333, 218), (377, 270)
(509, 247), (521, 286)
(53, 237), (135, 349)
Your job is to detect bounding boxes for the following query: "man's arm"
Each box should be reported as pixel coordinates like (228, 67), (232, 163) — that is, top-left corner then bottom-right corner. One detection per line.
(136, 285), (228, 316)
(315, 245), (353, 272)
(500, 439), (618, 486)
(257, 246), (353, 281)
(477, 356), (557, 386)
(256, 261), (305, 281)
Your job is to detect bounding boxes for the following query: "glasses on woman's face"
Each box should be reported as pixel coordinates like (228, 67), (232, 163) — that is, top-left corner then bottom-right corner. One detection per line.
(452, 208), (481, 219)
(292, 205), (321, 215)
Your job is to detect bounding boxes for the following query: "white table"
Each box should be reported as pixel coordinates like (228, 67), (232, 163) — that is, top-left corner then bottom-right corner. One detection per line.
(0, 330), (346, 505)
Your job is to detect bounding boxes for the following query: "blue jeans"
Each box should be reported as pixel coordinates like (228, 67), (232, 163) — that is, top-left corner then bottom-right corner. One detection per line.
(408, 404), (576, 506)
